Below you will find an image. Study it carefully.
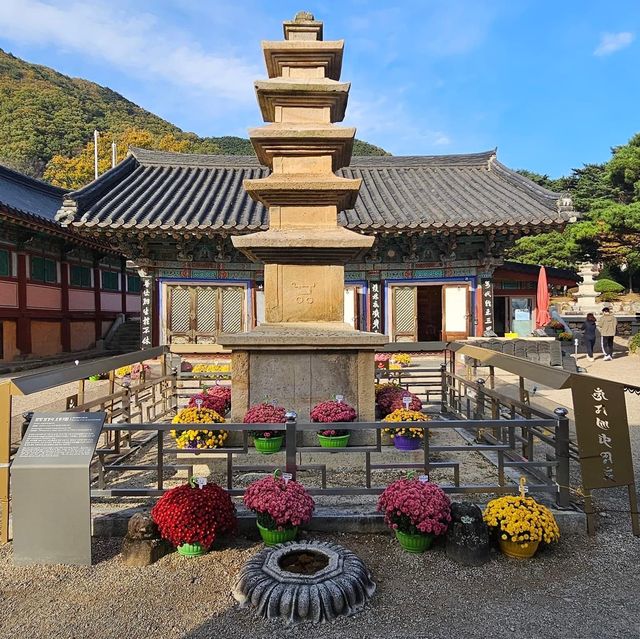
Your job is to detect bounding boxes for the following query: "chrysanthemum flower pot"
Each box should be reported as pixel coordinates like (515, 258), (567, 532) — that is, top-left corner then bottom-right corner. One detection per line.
(499, 538), (539, 559)
(395, 530), (434, 553)
(177, 542), (206, 557)
(393, 435), (422, 450)
(254, 435), (284, 454)
(257, 522), (298, 546)
(317, 433), (351, 448)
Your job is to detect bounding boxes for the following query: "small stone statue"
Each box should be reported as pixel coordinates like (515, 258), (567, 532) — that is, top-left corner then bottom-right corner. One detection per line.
(121, 512), (171, 567)
(445, 503), (490, 566)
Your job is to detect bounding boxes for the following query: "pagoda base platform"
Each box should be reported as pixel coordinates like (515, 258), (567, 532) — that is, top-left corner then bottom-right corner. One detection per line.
(218, 324), (387, 422)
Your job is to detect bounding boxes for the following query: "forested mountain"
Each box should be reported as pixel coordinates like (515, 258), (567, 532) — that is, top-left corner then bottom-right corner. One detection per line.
(0, 48), (389, 184)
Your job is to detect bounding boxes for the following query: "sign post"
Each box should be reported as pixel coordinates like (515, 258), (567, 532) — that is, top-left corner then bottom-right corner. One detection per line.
(11, 412), (105, 564)
(571, 377), (639, 536)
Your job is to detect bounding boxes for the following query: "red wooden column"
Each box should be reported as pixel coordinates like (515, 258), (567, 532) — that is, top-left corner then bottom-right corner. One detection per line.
(15, 252), (31, 355)
(60, 258), (71, 352)
(120, 257), (127, 316)
(93, 260), (102, 343)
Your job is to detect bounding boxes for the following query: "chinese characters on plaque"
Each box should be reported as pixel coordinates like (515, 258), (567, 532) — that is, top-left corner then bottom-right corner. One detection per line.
(369, 281), (383, 333)
(571, 377), (634, 490)
(140, 275), (153, 349)
(480, 278), (494, 336)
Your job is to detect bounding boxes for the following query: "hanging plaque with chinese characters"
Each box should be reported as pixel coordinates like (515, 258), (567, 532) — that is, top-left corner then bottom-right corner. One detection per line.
(140, 275), (153, 349)
(369, 281), (383, 333)
(480, 278), (494, 336)
(571, 377), (635, 490)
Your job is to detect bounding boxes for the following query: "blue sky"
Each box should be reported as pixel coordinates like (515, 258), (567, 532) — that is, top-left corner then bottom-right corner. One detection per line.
(0, 0), (638, 177)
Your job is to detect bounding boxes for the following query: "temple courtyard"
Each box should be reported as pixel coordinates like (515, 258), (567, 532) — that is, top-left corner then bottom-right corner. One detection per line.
(1, 350), (639, 639)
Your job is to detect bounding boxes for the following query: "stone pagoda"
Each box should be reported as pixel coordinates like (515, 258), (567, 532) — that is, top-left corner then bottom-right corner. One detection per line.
(219, 11), (387, 422)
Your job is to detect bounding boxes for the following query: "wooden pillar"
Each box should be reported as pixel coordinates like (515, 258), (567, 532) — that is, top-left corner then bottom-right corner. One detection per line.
(0, 381), (12, 544)
(120, 257), (127, 317)
(15, 253), (31, 355)
(93, 259), (102, 343)
(60, 258), (71, 352)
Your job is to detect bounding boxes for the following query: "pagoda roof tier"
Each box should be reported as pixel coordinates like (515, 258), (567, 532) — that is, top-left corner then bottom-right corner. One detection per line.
(249, 124), (356, 171)
(262, 40), (344, 80)
(57, 148), (574, 233)
(243, 174), (361, 209)
(255, 78), (350, 123)
(232, 227), (373, 264)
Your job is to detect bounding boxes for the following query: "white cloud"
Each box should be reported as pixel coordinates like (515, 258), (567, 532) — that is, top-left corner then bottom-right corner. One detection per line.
(345, 94), (452, 154)
(594, 32), (634, 56)
(0, 0), (260, 105)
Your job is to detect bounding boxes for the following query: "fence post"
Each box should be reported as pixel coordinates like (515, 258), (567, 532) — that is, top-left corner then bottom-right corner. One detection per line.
(0, 381), (12, 544)
(285, 411), (297, 481)
(440, 363), (447, 413)
(475, 378), (486, 421)
(554, 407), (570, 508)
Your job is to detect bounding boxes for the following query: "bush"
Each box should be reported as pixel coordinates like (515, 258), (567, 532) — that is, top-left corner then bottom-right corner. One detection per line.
(243, 474), (315, 530)
(310, 400), (357, 423)
(187, 385), (231, 415)
(377, 478), (451, 536)
(630, 333), (640, 354)
(151, 480), (236, 549)
(594, 278), (624, 293)
(598, 292), (621, 302)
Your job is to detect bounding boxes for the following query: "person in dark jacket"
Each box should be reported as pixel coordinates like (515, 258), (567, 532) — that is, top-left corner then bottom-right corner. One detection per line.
(581, 313), (597, 361)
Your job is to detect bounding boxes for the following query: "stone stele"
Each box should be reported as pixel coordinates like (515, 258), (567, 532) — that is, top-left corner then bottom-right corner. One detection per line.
(218, 11), (387, 422)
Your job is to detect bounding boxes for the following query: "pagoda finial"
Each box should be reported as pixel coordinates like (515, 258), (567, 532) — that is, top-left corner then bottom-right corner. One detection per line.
(294, 11), (315, 21)
(284, 11), (323, 41)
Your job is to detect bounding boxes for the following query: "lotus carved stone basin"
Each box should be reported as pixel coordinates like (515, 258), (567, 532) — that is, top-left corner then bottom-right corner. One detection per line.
(232, 540), (376, 624)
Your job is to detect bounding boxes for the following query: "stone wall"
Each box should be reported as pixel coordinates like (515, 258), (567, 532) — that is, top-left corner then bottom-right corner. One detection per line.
(562, 315), (639, 338)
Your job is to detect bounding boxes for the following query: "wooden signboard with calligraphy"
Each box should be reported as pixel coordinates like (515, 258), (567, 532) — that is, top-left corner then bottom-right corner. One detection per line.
(480, 278), (494, 336)
(140, 275), (153, 349)
(571, 376), (639, 535)
(369, 281), (383, 333)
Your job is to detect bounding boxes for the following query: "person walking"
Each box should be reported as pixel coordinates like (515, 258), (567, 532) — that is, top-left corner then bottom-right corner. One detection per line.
(581, 312), (597, 361)
(599, 307), (617, 361)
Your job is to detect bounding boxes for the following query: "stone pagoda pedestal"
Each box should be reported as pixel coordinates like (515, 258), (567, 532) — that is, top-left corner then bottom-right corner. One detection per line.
(219, 12), (387, 422)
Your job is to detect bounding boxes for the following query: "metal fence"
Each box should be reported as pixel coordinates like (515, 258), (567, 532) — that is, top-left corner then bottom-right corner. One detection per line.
(2, 342), (585, 545)
(90, 406), (570, 507)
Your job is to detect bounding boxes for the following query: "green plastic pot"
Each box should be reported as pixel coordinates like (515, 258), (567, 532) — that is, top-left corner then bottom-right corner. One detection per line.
(257, 521), (298, 546)
(177, 542), (206, 557)
(395, 529), (434, 553)
(317, 433), (351, 448)
(253, 435), (284, 454)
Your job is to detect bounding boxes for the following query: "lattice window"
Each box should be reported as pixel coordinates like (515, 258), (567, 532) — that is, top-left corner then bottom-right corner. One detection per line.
(221, 287), (244, 333)
(169, 287), (191, 333)
(196, 287), (217, 333)
(394, 287), (416, 333)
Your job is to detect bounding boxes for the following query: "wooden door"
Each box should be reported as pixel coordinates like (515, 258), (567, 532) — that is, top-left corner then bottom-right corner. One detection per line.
(392, 286), (417, 341)
(166, 285), (245, 344)
(344, 287), (357, 328)
(442, 284), (470, 341)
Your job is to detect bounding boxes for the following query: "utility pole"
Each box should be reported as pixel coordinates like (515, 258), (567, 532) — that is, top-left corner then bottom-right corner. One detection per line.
(94, 130), (99, 180)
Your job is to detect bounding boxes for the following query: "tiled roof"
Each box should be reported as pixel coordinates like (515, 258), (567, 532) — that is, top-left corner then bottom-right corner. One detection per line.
(57, 147), (573, 232)
(0, 163), (117, 252)
(0, 163), (66, 223)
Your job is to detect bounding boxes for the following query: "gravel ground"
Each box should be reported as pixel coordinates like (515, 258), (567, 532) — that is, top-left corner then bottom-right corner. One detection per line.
(1, 520), (639, 639)
(2, 351), (639, 638)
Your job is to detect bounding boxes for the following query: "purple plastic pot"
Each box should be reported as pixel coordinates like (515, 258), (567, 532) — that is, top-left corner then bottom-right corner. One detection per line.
(393, 434), (422, 451)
